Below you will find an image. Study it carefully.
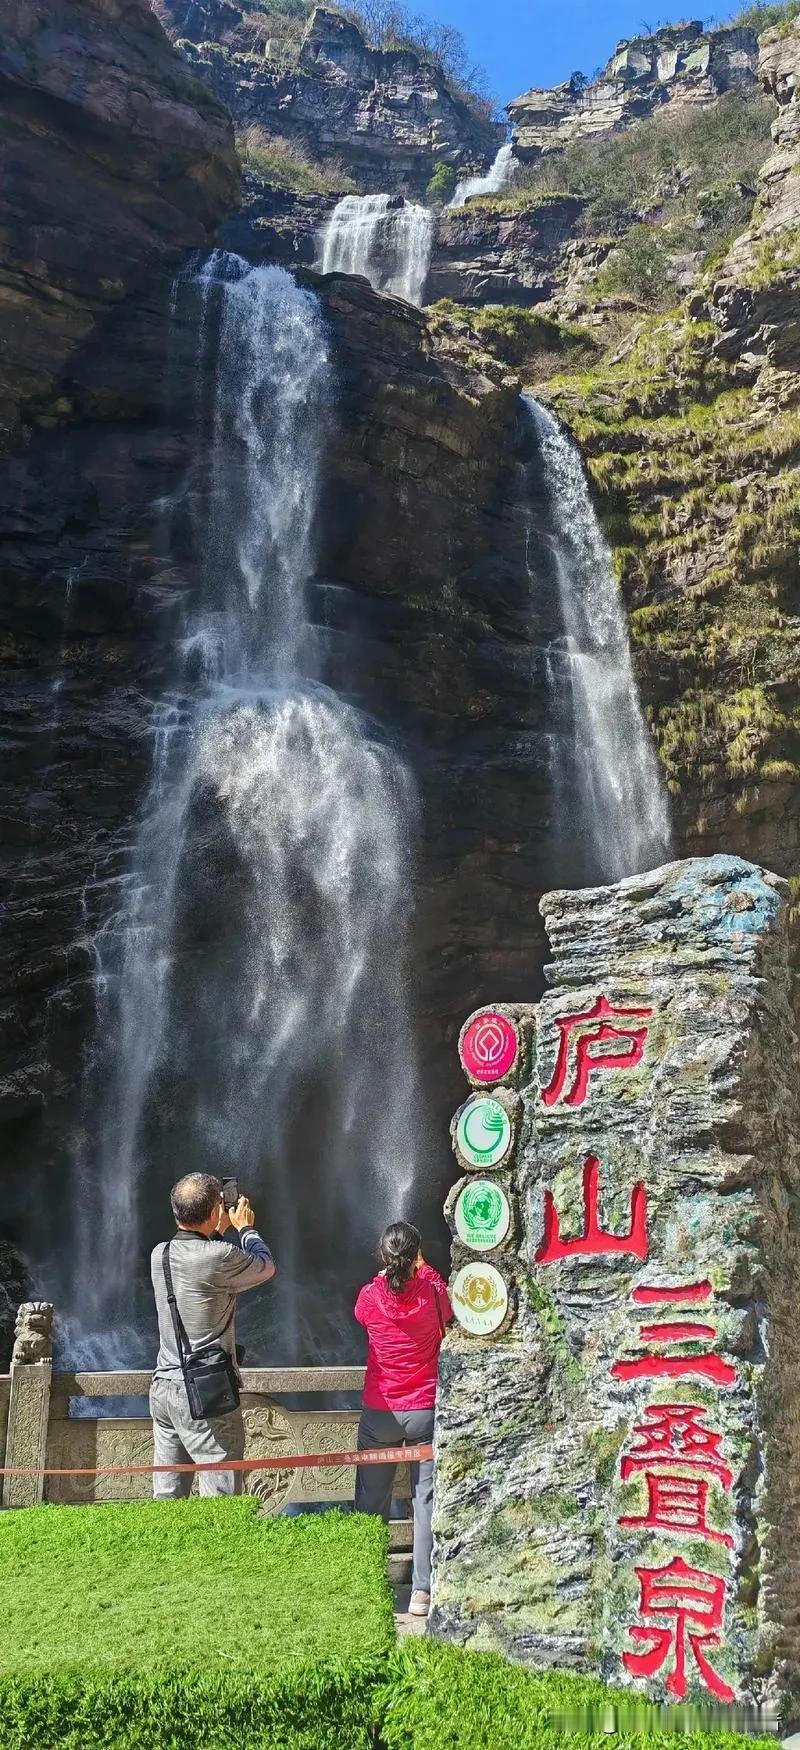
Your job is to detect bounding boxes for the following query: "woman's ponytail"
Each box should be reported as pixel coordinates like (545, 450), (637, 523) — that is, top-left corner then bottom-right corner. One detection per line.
(379, 1221), (421, 1294)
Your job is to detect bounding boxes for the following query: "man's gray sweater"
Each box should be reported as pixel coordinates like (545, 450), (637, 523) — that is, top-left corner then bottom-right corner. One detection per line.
(151, 1227), (273, 1380)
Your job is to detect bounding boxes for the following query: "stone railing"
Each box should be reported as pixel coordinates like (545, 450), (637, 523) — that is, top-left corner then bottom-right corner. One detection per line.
(0, 1305), (410, 1540)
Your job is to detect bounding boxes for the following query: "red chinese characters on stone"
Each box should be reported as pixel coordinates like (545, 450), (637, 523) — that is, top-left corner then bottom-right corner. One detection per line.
(541, 994), (654, 1108)
(535, 1154), (648, 1265)
(619, 1473), (733, 1549)
(611, 1283), (737, 1388)
(619, 1405), (734, 1547)
(623, 1557), (735, 1702)
(620, 1403), (733, 1489)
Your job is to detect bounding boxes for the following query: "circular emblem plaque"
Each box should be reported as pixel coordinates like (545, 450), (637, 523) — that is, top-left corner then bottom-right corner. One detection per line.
(459, 1008), (519, 1085)
(454, 1179), (511, 1252)
(455, 1096), (513, 1170)
(451, 1262), (510, 1336)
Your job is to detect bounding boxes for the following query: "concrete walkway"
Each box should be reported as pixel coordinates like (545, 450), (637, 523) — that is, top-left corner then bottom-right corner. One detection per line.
(393, 1583), (427, 1639)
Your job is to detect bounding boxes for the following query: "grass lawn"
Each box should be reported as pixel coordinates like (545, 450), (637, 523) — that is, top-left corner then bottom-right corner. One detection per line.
(0, 1499), (393, 1748)
(0, 1501), (770, 1750)
(376, 1641), (766, 1750)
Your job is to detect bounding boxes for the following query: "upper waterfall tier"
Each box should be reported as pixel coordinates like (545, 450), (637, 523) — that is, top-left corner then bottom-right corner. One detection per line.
(319, 195), (433, 306)
(449, 143), (516, 208)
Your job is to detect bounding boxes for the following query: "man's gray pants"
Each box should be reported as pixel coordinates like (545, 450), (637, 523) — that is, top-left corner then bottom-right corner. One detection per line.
(355, 1406), (435, 1593)
(150, 1376), (245, 1499)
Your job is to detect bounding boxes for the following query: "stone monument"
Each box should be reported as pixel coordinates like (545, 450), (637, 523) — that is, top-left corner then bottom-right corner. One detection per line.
(432, 855), (800, 1709)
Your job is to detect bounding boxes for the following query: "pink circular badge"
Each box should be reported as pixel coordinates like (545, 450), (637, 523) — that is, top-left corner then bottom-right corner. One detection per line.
(459, 1009), (519, 1085)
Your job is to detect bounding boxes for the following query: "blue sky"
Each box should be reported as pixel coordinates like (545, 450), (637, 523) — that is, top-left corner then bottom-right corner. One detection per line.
(431, 0), (732, 109)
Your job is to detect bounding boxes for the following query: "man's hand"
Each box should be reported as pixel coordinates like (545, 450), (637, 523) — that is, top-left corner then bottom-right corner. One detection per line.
(230, 1195), (256, 1232)
(215, 1199), (233, 1236)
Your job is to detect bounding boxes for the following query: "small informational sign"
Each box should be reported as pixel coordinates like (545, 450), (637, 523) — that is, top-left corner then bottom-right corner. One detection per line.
(459, 1008), (519, 1085)
(454, 1179), (511, 1251)
(451, 1261), (510, 1336)
(455, 1095), (513, 1170)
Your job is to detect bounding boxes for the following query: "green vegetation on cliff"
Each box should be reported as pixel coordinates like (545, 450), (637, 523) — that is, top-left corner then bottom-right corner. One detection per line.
(730, 0), (800, 32)
(430, 301), (598, 378)
(467, 94), (773, 308)
(237, 124), (354, 192)
(545, 311), (800, 821)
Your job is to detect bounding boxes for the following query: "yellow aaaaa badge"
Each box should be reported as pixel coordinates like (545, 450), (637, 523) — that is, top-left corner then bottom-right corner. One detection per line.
(451, 1262), (510, 1335)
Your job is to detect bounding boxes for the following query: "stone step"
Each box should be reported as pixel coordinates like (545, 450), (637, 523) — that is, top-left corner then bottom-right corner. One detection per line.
(388, 1519), (413, 1585)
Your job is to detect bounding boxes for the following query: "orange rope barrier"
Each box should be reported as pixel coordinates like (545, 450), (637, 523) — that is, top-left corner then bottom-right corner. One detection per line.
(0, 1443), (433, 1479)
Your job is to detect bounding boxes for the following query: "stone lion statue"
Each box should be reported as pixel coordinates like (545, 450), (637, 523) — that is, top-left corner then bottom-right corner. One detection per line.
(12, 1302), (54, 1364)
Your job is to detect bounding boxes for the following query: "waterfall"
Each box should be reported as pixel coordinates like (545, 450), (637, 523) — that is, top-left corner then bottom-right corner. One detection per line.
(526, 394), (672, 882)
(62, 258), (418, 1365)
(450, 142), (516, 208)
(319, 194), (433, 306)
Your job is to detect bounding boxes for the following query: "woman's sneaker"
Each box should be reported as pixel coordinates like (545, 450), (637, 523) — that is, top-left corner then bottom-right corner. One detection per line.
(408, 1590), (430, 1618)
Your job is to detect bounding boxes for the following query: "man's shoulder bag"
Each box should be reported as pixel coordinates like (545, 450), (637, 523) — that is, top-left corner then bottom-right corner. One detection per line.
(162, 1240), (240, 1421)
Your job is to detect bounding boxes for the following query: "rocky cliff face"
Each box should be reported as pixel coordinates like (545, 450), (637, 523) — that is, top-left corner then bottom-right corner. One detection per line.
(427, 196), (592, 308)
(537, 18), (800, 964)
(0, 0), (239, 454)
(509, 21), (758, 163)
(710, 17), (800, 380)
(4, 0), (800, 1366)
(0, 258), (564, 1333)
(155, 1), (500, 193)
(0, 0), (564, 1341)
(0, 0), (241, 1362)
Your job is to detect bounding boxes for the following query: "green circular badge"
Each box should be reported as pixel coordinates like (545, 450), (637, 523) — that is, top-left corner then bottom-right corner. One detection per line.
(451, 1262), (510, 1336)
(454, 1179), (511, 1251)
(455, 1096), (513, 1170)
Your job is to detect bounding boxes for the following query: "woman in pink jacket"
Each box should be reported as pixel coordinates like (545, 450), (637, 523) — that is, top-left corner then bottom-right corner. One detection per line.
(354, 1220), (452, 1618)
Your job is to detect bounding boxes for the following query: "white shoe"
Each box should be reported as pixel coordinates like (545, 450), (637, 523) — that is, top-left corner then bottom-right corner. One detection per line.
(408, 1590), (430, 1617)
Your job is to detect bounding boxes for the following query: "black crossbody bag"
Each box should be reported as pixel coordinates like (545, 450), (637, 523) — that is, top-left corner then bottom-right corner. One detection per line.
(162, 1240), (240, 1421)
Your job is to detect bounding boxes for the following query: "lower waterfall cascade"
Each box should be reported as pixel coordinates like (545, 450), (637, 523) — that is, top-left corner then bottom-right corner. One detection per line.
(28, 275), (672, 1372)
(57, 257), (420, 1366)
(526, 394), (673, 883)
(318, 194), (433, 305)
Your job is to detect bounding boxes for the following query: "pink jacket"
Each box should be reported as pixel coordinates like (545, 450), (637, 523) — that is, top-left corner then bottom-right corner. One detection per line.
(354, 1263), (453, 1411)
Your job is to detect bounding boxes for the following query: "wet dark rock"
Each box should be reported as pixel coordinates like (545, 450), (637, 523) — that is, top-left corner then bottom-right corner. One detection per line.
(0, 0), (239, 454)
(427, 196), (590, 308)
(0, 1242), (29, 1371)
(0, 0), (564, 1315)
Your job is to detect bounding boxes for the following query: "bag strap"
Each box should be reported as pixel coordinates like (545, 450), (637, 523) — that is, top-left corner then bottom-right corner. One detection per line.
(162, 1240), (192, 1369)
(161, 1239), (236, 1368)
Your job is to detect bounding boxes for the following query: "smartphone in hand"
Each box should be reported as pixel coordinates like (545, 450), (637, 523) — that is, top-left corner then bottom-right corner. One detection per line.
(222, 1176), (239, 1210)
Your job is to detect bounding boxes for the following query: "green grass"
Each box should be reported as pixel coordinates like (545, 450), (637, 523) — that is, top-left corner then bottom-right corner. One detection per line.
(0, 1503), (777, 1749)
(0, 1498), (392, 1670)
(374, 1642), (765, 1750)
(0, 1500), (393, 1748)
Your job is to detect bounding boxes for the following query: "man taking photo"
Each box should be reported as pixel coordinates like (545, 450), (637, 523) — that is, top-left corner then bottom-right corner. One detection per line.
(150, 1172), (275, 1498)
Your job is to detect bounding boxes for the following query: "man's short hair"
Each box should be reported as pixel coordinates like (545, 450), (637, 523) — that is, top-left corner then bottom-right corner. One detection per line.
(170, 1172), (222, 1227)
